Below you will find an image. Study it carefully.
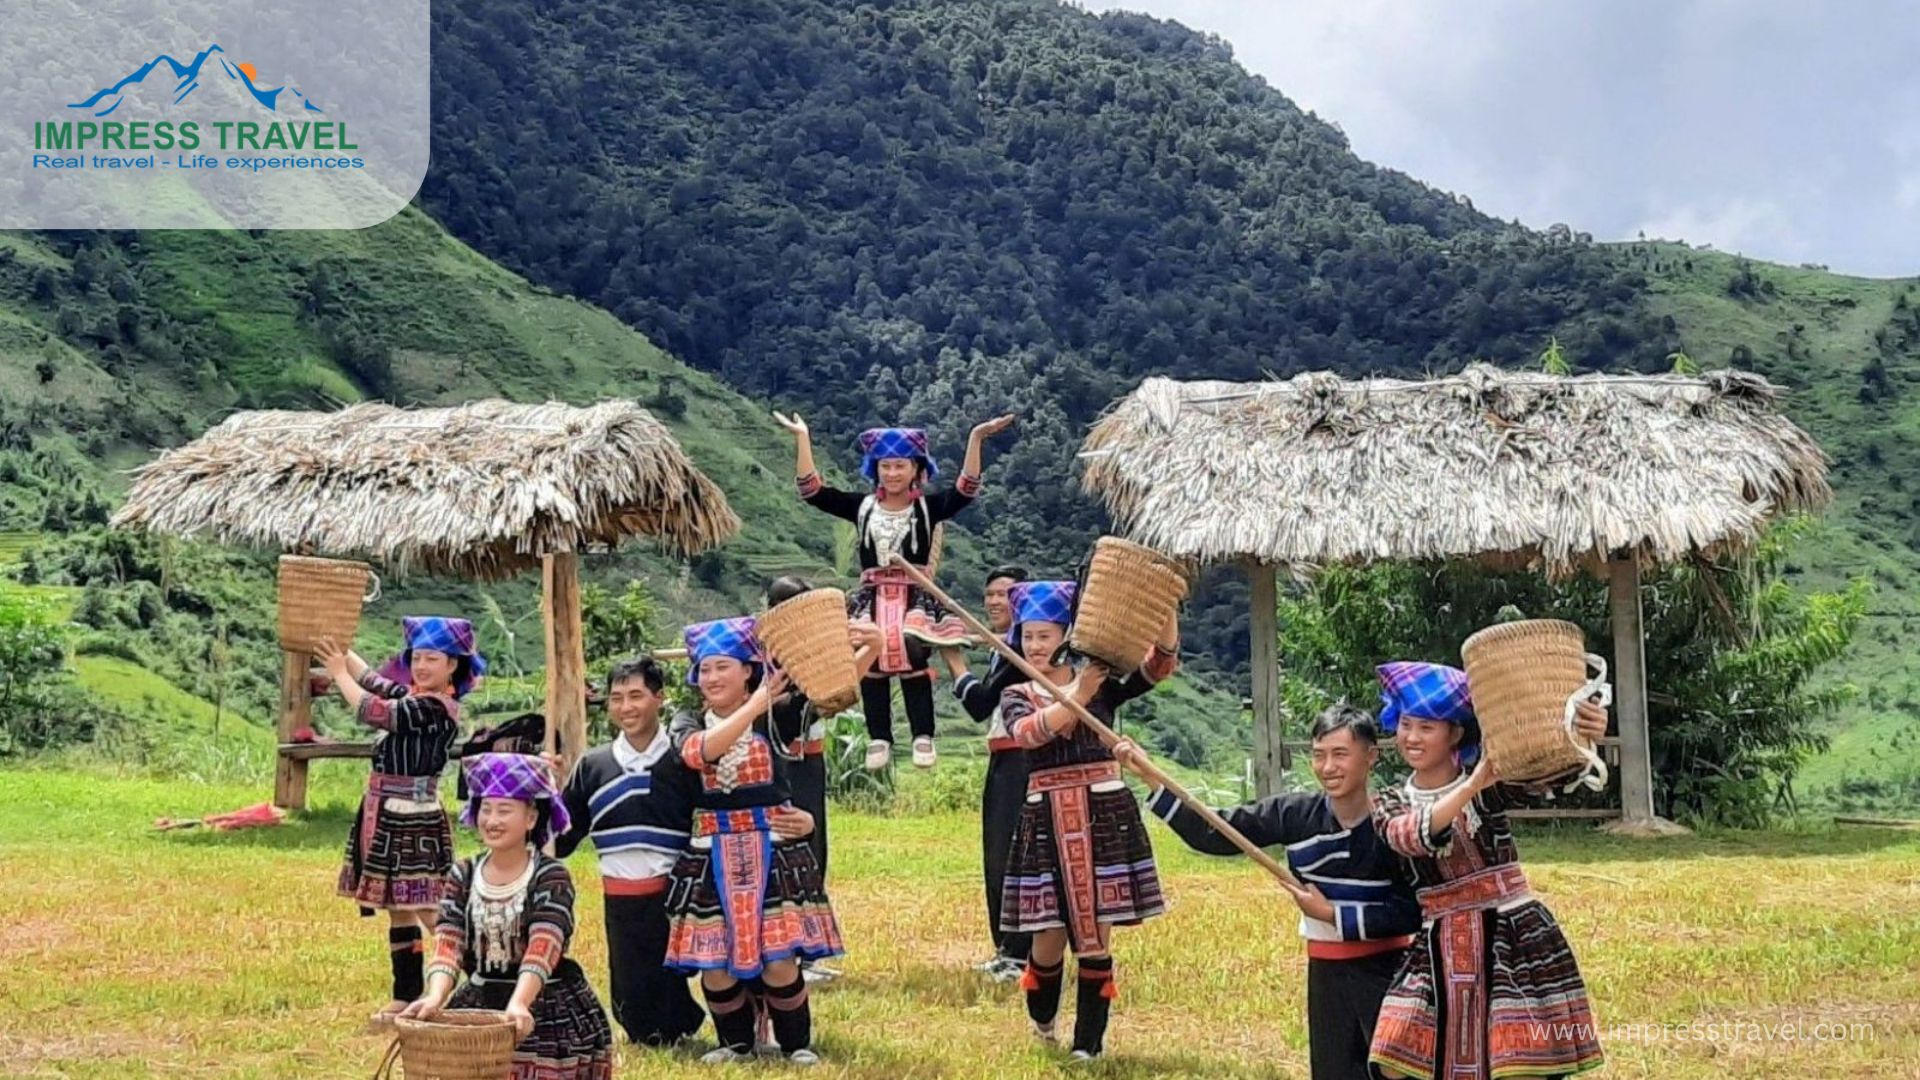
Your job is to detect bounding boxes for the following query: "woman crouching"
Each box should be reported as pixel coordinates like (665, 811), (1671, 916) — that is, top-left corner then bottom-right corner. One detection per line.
(403, 753), (615, 1080)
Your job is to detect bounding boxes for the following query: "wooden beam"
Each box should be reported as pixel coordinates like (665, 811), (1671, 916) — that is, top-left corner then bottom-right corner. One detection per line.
(543, 552), (588, 777)
(1507, 808), (1622, 820)
(1248, 560), (1287, 799)
(1608, 556), (1656, 825)
(278, 742), (377, 761)
(274, 650), (312, 811)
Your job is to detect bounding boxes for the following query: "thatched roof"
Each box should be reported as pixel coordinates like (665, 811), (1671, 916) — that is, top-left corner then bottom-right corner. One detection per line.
(1079, 364), (1829, 574)
(112, 400), (739, 579)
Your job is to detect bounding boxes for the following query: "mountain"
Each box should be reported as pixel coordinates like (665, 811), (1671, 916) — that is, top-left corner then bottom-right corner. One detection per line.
(2, 0), (1915, 807)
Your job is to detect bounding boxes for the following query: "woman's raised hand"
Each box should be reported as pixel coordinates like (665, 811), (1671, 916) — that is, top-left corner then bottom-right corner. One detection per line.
(970, 413), (1016, 441)
(773, 411), (809, 438)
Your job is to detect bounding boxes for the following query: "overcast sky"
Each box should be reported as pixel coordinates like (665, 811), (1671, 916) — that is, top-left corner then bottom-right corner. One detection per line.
(1080, 0), (1920, 278)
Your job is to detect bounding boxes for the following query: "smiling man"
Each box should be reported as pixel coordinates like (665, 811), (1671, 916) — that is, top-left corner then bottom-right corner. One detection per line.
(1115, 704), (1420, 1080)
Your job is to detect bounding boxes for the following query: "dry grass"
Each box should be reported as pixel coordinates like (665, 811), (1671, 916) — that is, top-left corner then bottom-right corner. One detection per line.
(110, 399), (739, 579)
(1080, 365), (1831, 574)
(0, 768), (1914, 1078)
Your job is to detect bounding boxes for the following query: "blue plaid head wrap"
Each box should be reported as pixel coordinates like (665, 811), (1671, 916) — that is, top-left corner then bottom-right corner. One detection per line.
(683, 617), (763, 687)
(1005, 580), (1076, 651)
(1377, 661), (1479, 764)
(377, 615), (487, 698)
(858, 427), (938, 487)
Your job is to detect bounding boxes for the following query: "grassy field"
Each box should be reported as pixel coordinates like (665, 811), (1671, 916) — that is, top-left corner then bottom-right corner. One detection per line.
(0, 766), (1913, 1079)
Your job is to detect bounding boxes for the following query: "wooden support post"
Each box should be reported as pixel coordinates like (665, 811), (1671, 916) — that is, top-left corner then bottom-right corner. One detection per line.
(275, 650), (312, 811)
(1249, 560), (1288, 799)
(543, 552), (588, 778)
(1608, 556), (1656, 826)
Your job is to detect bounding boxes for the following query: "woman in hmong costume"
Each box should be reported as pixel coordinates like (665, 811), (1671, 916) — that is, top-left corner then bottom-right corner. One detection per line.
(777, 410), (1015, 771)
(997, 581), (1179, 1061)
(663, 617), (843, 1066)
(404, 753), (615, 1080)
(1369, 661), (1608, 1080)
(317, 615), (483, 1026)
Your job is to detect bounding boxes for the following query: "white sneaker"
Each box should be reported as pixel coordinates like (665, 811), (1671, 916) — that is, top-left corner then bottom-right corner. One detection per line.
(864, 740), (891, 771)
(912, 736), (936, 768)
(973, 956), (1003, 973)
(700, 1046), (752, 1064)
(1069, 1049), (1101, 1063)
(787, 1048), (820, 1067)
(990, 957), (1025, 983)
(1031, 1021), (1058, 1045)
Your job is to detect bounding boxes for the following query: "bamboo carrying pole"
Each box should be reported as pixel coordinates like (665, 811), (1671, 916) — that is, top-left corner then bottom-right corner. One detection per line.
(888, 555), (1304, 891)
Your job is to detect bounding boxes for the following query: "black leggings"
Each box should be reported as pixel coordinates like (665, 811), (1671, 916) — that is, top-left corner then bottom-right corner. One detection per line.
(860, 672), (936, 744)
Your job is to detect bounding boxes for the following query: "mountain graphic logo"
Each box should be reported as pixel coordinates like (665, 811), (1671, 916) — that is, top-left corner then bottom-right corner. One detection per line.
(69, 43), (324, 118)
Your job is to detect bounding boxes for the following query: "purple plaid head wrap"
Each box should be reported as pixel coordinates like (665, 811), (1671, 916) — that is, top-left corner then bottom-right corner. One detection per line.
(376, 616), (487, 698)
(1377, 661), (1480, 764)
(460, 752), (570, 845)
(1005, 580), (1076, 651)
(857, 427), (938, 487)
(683, 616), (763, 687)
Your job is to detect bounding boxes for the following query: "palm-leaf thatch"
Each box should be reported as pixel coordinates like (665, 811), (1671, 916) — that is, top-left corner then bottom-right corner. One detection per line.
(112, 399), (739, 580)
(1080, 364), (1829, 574)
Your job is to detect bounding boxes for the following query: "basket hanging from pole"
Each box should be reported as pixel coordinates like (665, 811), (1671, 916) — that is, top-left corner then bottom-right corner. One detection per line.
(1069, 537), (1189, 674)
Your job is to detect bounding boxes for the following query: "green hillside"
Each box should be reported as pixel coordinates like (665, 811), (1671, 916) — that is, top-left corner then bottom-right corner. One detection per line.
(1618, 243), (1920, 810)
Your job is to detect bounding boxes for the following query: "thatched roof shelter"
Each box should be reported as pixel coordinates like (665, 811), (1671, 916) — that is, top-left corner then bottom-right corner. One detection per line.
(112, 399), (739, 579)
(112, 399), (738, 809)
(1080, 364), (1830, 834)
(1080, 364), (1829, 575)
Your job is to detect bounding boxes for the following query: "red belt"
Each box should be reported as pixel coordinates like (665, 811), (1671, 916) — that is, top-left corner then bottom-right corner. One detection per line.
(987, 737), (1021, 754)
(786, 739), (825, 757)
(1418, 864), (1531, 919)
(1307, 936), (1415, 961)
(1027, 761), (1120, 793)
(604, 876), (670, 898)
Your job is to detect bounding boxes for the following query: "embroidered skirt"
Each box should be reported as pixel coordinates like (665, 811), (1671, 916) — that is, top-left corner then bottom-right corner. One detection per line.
(337, 773), (452, 913)
(1001, 763), (1165, 953)
(851, 566), (972, 674)
(1370, 865), (1604, 1079)
(451, 960), (615, 1080)
(663, 808), (843, 979)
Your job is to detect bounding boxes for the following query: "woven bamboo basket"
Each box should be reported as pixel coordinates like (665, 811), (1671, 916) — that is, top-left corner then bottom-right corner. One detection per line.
(276, 555), (378, 653)
(374, 1010), (517, 1080)
(1460, 619), (1600, 783)
(757, 588), (860, 714)
(1069, 537), (1189, 673)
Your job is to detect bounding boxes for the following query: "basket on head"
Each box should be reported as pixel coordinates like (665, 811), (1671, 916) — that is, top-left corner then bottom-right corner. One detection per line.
(277, 555), (377, 654)
(1069, 537), (1190, 674)
(1460, 619), (1603, 784)
(757, 588), (860, 714)
(378, 1009), (517, 1080)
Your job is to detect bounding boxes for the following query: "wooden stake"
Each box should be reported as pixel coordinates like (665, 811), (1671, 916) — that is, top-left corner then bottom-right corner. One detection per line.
(274, 649), (312, 811)
(542, 552), (588, 777)
(888, 556), (1304, 890)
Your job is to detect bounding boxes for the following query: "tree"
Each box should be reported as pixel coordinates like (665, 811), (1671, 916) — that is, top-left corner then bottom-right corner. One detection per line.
(1274, 519), (1865, 826)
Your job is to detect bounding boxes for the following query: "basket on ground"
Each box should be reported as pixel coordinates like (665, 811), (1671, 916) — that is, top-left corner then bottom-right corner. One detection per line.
(1069, 537), (1190, 673)
(758, 587), (860, 714)
(1460, 619), (1602, 784)
(277, 555), (377, 653)
(375, 1009), (517, 1080)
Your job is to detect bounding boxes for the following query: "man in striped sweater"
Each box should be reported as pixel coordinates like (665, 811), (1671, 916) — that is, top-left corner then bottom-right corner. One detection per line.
(555, 657), (814, 1046)
(1115, 703), (1421, 1080)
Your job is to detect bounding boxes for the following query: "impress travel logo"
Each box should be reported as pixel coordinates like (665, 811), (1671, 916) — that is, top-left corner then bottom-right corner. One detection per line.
(0, 0), (428, 229)
(35, 43), (364, 173)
